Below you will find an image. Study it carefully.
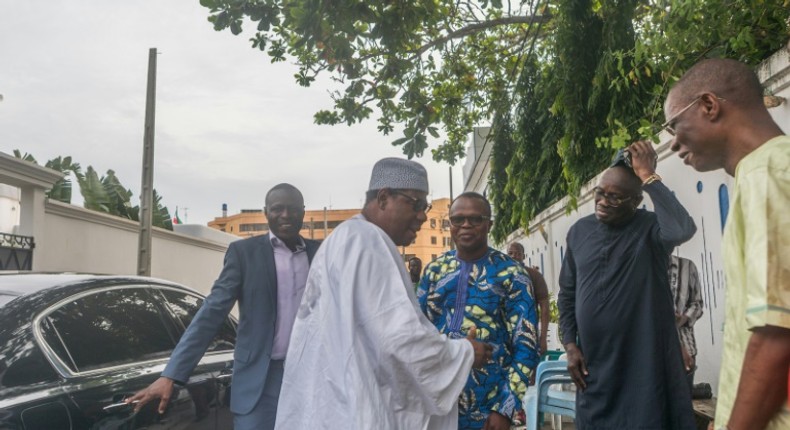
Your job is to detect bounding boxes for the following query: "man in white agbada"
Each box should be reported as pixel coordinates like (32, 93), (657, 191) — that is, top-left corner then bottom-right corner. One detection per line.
(275, 158), (493, 430)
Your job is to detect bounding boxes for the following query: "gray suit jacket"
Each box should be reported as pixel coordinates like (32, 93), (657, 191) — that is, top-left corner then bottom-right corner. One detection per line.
(162, 233), (320, 414)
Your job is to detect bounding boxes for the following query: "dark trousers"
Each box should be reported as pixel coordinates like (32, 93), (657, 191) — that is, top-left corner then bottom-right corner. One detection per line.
(234, 359), (285, 430)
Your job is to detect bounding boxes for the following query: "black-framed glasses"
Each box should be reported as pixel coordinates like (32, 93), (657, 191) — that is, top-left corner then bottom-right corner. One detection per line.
(448, 215), (490, 227)
(593, 187), (634, 207)
(391, 190), (432, 214)
(661, 95), (726, 136)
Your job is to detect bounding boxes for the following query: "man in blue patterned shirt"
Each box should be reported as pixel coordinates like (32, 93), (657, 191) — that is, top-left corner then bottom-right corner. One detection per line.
(418, 192), (539, 430)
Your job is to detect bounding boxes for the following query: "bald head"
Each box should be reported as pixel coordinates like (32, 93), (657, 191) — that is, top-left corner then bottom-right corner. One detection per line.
(507, 242), (525, 263)
(265, 183), (303, 207)
(666, 58), (784, 176)
(602, 166), (642, 196)
(669, 58), (763, 108)
(594, 167), (643, 226)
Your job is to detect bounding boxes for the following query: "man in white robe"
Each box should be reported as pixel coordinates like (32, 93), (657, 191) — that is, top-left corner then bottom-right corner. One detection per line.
(275, 158), (492, 430)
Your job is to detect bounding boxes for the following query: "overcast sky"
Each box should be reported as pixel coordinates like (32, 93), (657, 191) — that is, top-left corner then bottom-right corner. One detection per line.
(0, 1), (466, 225)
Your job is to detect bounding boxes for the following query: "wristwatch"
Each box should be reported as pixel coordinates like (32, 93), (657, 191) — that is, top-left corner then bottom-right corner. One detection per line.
(642, 173), (662, 186)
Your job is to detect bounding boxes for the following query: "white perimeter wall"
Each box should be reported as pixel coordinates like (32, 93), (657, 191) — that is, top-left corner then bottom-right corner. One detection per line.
(37, 200), (237, 296)
(0, 184), (21, 234)
(505, 45), (790, 392)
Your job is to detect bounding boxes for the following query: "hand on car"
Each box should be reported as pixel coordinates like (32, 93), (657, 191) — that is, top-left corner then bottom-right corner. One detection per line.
(126, 376), (175, 414)
(483, 411), (511, 430)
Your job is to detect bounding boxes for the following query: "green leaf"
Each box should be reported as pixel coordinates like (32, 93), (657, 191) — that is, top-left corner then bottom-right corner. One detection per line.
(230, 21), (243, 35)
(200, 0), (789, 241)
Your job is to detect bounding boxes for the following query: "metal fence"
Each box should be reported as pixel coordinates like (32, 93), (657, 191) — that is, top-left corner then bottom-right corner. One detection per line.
(0, 233), (34, 270)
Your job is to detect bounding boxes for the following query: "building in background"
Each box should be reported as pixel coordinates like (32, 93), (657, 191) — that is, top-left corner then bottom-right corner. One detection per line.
(462, 127), (492, 196)
(208, 198), (453, 265)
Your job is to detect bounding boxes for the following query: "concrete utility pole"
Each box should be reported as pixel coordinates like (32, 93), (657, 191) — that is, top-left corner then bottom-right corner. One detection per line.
(449, 166), (454, 201)
(323, 207), (328, 238)
(137, 48), (157, 276)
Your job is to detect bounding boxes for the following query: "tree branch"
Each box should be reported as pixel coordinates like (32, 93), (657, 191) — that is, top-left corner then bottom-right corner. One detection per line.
(410, 14), (552, 59)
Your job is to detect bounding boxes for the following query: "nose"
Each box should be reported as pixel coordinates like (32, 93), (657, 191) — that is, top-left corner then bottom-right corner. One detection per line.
(595, 197), (612, 208)
(416, 209), (427, 224)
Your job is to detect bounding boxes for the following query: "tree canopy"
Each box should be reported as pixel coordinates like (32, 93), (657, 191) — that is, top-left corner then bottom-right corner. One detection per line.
(202, 0), (552, 161)
(202, 0), (789, 241)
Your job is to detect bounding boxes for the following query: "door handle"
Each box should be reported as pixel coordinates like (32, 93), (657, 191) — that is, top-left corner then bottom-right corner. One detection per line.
(103, 399), (137, 413)
(217, 373), (232, 382)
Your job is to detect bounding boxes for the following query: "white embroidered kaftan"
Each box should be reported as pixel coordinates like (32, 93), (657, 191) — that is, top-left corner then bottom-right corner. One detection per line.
(275, 215), (474, 430)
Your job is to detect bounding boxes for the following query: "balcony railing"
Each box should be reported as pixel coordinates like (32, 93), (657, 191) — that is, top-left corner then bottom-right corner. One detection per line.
(0, 232), (34, 270)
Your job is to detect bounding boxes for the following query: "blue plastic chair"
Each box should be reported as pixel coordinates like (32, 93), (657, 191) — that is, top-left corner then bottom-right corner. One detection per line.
(524, 360), (576, 429)
(541, 350), (564, 362)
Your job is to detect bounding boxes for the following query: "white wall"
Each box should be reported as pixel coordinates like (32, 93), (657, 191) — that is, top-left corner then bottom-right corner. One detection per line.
(38, 200), (238, 296)
(506, 45), (790, 391)
(0, 184), (20, 234)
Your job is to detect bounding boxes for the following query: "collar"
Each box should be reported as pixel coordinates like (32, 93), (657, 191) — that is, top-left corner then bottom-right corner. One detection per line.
(454, 247), (492, 265)
(269, 232), (306, 252)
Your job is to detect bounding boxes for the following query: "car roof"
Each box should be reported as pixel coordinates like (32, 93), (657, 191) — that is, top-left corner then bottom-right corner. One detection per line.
(0, 273), (184, 298)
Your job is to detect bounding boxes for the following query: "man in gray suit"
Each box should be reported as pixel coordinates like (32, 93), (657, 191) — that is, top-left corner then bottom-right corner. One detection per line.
(128, 183), (320, 430)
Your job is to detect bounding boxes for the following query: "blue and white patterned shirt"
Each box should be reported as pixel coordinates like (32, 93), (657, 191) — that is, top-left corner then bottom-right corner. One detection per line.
(418, 248), (539, 428)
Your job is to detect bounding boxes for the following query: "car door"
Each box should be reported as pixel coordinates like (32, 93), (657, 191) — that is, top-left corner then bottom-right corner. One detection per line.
(0, 292), (70, 430)
(36, 285), (225, 429)
(155, 287), (236, 430)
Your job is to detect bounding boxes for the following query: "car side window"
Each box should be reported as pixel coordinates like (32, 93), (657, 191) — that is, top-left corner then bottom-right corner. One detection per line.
(157, 289), (236, 352)
(0, 332), (59, 388)
(40, 288), (177, 373)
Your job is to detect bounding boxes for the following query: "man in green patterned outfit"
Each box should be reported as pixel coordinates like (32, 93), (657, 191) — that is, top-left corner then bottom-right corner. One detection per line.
(417, 191), (539, 430)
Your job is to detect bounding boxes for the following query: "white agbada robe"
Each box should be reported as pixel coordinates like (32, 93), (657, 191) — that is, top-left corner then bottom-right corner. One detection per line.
(274, 215), (474, 430)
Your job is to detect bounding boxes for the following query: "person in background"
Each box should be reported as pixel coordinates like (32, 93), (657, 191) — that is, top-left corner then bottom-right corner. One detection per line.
(668, 254), (703, 392)
(508, 242), (551, 355)
(408, 256), (423, 290)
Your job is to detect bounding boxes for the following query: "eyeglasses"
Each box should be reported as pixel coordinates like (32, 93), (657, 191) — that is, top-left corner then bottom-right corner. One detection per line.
(391, 190), (432, 213)
(661, 95), (726, 136)
(593, 188), (634, 207)
(449, 215), (491, 227)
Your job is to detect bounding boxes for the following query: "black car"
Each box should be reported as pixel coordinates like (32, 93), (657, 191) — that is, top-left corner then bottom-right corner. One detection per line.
(0, 274), (237, 430)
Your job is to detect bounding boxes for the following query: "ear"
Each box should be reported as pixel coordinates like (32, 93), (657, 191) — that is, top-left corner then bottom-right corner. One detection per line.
(700, 92), (723, 122)
(377, 189), (390, 210)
